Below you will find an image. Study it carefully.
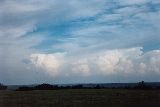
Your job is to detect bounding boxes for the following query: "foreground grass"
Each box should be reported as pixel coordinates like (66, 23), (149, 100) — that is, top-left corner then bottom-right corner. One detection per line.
(0, 89), (160, 107)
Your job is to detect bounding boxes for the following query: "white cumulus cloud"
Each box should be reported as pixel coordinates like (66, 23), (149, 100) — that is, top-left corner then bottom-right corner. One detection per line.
(72, 59), (91, 76)
(30, 47), (160, 77)
(30, 53), (65, 76)
(94, 47), (160, 75)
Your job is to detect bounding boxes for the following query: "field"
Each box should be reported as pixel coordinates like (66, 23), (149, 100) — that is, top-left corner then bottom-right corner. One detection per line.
(0, 89), (160, 107)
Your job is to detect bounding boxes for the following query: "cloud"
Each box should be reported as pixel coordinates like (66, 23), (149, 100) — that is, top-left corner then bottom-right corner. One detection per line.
(97, 14), (122, 23)
(30, 53), (65, 76)
(95, 47), (142, 75)
(141, 50), (160, 73)
(30, 47), (160, 78)
(0, 22), (36, 38)
(0, 0), (160, 84)
(117, 0), (149, 5)
(72, 59), (90, 76)
(94, 48), (160, 75)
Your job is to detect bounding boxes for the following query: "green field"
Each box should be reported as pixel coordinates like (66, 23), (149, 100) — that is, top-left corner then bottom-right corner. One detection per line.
(0, 89), (160, 107)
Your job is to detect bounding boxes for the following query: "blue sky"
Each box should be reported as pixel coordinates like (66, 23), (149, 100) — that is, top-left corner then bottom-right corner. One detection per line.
(0, 0), (160, 85)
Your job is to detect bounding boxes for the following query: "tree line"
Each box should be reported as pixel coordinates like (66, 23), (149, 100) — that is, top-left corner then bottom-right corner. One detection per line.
(16, 81), (160, 91)
(1, 81), (160, 91)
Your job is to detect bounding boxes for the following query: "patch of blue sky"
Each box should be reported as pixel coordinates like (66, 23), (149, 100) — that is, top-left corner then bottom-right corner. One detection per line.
(146, 2), (160, 12)
(143, 39), (160, 52)
(20, 1), (160, 54)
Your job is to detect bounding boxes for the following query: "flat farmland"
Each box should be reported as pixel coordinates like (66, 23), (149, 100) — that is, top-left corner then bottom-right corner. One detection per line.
(0, 89), (160, 107)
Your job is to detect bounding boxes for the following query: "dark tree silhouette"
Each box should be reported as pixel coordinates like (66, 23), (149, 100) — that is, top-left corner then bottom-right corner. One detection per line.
(16, 86), (33, 91)
(34, 83), (55, 90)
(0, 83), (7, 90)
(72, 85), (83, 89)
(134, 81), (152, 89)
(94, 85), (101, 89)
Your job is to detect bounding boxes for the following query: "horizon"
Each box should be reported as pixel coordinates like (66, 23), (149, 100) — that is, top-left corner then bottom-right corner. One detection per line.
(0, 0), (160, 85)
(3, 81), (160, 86)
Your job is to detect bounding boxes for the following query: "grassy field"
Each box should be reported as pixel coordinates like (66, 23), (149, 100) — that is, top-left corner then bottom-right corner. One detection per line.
(0, 89), (160, 107)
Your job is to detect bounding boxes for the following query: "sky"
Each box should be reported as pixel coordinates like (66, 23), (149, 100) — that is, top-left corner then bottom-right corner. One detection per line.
(0, 0), (160, 85)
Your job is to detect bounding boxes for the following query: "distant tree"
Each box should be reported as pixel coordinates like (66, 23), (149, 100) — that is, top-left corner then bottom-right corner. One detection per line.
(134, 81), (152, 89)
(53, 85), (59, 89)
(72, 85), (83, 89)
(140, 81), (144, 85)
(0, 83), (7, 90)
(138, 81), (146, 88)
(60, 86), (72, 89)
(94, 85), (101, 89)
(16, 86), (33, 91)
(34, 83), (54, 90)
